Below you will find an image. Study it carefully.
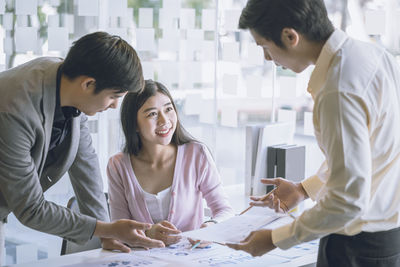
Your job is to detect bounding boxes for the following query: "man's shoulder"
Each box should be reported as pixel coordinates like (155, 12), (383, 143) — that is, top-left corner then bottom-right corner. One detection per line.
(0, 57), (62, 92)
(0, 57), (62, 76)
(0, 57), (62, 113)
(326, 40), (388, 94)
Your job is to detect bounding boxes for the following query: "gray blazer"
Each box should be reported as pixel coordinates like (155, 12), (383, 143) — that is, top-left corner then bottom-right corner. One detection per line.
(0, 57), (109, 244)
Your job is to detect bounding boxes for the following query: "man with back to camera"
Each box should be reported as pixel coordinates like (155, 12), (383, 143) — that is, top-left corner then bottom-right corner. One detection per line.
(227, 0), (400, 266)
(0, 32), (164, 265)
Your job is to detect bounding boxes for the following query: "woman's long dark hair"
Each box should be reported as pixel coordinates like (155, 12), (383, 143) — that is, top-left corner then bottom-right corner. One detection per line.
(121, 79), (196, 156)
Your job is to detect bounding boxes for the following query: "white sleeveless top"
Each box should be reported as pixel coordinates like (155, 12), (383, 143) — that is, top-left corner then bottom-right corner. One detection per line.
(141, 186), (171, 224)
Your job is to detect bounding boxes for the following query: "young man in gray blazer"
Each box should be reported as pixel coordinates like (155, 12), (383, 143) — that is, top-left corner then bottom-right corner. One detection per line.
(0, 32), (164, 263)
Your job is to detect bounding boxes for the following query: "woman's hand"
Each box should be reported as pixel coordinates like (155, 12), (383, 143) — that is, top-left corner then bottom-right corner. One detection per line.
(188, 221), (215, 248)
(95, 219), (165, 252)
(145, 220), (182, 246)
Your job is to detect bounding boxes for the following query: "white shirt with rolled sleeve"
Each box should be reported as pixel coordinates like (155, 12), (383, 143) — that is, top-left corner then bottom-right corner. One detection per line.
(272, 29), (400, 249)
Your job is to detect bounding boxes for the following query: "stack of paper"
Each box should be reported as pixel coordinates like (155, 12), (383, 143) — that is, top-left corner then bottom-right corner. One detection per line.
(181, 214), (282, 244)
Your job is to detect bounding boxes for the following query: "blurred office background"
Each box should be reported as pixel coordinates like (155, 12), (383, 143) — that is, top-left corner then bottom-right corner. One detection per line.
(1, 0), (400, 264)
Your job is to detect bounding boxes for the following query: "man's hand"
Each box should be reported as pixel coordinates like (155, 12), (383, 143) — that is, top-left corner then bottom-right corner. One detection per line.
(94, 219), (165, 252)
(226, 229), (275, 257)
(145, 220), (181, 246)
(100, 237), (131, 253)
(250, 178), (308, 213)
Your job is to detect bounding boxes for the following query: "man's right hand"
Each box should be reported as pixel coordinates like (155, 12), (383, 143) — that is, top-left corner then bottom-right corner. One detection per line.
(250, 178), (309, 213)
(94, 219), (165, 252)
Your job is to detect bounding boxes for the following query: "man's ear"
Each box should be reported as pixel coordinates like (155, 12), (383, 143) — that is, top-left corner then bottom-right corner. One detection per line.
(281, 28), (299, 48)
(80, 77), (96, 92)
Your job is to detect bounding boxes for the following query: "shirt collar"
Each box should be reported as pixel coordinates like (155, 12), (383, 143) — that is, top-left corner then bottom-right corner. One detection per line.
(307, 29), (349, 99)
(54, 65), (81, 122)
(53, 66), (64, 122)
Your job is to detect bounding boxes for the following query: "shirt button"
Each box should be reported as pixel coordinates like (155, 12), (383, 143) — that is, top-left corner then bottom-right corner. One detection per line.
(171, 191), (176, 196)
(170, 210), (174, 214)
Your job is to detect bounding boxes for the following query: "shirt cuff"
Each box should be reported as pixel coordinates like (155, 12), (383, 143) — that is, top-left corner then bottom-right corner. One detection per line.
(89, 218), (98, 240)
(301, 175), (325, 201)
(271, 221), (301, 250)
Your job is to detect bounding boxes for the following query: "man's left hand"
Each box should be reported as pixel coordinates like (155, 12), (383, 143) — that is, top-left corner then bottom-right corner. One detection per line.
(226, 229), (276, 257)
(100, 237), (131, 253)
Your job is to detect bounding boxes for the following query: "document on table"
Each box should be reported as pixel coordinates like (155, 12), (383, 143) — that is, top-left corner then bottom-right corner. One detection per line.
(63, 253), (169, 267)
(60, 213), (319, 267)
(181, 214), (283, 244)
(134, 239), (290, 266)
(63, 239), (293, 267)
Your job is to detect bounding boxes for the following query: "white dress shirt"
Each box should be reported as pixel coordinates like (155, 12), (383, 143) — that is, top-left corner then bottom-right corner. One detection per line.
(272, 29), (400, 249)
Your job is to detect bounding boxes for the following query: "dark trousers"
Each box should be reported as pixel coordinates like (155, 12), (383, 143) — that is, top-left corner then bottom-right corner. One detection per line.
(317, 227), (400, 267)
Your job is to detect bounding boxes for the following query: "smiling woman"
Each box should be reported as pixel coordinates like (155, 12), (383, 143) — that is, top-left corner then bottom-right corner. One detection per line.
(136, 91), (178, 146)
(106, 80), (234, 247)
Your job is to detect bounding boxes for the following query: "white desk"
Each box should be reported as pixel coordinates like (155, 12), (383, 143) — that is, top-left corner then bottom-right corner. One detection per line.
(6, 185), (318, 267)
(6, 216), (318, 267)
(6, 244), (317, 267)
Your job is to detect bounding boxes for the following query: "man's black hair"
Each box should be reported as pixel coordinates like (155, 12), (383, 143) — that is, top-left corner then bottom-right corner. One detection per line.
(62, 31), (144, 94)
(239, 0), (334, 48)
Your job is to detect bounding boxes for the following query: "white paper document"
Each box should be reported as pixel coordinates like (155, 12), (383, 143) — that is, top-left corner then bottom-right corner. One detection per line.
(62, 238), (318, 267)
(63, 253), (168, 267)
(134, 239), (290, 266)
(181, 215), (282, 244)
(61, 217), (319, 267)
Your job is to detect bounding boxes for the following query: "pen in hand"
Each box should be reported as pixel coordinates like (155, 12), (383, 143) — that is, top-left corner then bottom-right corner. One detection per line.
(190, 241), (201, 250)
(239, 187), (277, 216)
